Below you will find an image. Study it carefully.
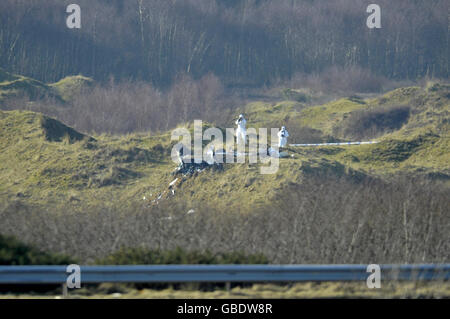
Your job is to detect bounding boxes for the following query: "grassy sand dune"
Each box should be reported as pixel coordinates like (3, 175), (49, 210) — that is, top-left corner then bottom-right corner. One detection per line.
(0, 82), (449, 211)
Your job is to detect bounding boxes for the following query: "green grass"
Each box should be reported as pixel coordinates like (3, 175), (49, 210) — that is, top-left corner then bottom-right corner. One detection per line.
(0, 68), (61, 103)
(1, 281), (448, 299)
(375, 86), (422, 105)
(0, 69), (93, 104)
(299, 98), (369, 135)
(0, 110), (173, 209)
(49, 75), (93, 102)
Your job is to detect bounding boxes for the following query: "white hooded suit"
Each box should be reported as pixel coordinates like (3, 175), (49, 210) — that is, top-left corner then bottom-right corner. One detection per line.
(235, 114), (247, 146)
(278, 127), (289, 148)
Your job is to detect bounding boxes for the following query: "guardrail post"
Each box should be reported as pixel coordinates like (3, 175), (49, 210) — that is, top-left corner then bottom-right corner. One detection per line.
(62, 283), (68, 298)
(225, 281), (231, 293)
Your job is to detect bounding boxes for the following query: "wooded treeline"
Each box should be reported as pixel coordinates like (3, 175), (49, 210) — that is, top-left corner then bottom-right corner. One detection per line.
(0, 0), (448, 87)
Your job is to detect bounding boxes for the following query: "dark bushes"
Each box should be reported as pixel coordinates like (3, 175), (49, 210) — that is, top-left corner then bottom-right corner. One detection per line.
(97, 247), (268, 265)
(16, 73), (237, 135)
(0, 175), (447, 265)
(285, 124), (324, 144)
(334, 105), (411, 139)
(0, 234), (75, 265)
(0, 234), (76, 294)
(289, 66), (389, 94)
(282, 89), (310, 102)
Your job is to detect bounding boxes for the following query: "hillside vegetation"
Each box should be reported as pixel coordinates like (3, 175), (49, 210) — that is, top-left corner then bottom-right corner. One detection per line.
(0, 234), (74, 265)
(1, 82), (449, 211)
(0, 68), (93, 105)
(3, 281), (449, 299)
(1, 1), (448, 301)
(0, 75), (448, 264)
(0, 68), (60, 103)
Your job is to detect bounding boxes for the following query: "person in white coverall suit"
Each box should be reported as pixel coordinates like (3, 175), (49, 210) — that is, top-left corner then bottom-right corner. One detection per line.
(235, 114), (247, 146)
(278, 126), (289, 148)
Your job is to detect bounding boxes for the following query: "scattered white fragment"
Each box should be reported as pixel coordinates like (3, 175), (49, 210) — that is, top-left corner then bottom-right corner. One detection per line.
(268, 147), (280, 158)
(187, 209), (195, 214)
(143, 196), (146, 200)
(169, 178), (178, 187)
(112, 293), (122, 298)
(205, 145), (215, 165)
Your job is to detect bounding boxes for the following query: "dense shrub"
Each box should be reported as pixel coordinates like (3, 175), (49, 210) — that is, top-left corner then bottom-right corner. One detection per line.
(0, 234), (75, 265)
(97, 247), (268, 265)
(12, 74), (238, 135)
(286, 125), (324, 144)
(334, 105), (411, 139)
(289, 66), (389, 94)
(282, 89), (311, 102)
(0, 175), (447, 265)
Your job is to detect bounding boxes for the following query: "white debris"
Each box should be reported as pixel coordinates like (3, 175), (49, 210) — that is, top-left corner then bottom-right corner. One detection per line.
(187, 209), (195, 214)
(169, 178), (178, 187)
(176, 146), (192, 165)
(268, 147), (280, 158)
(205, 145), (215, 165)
(143, 196), (146, 200)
